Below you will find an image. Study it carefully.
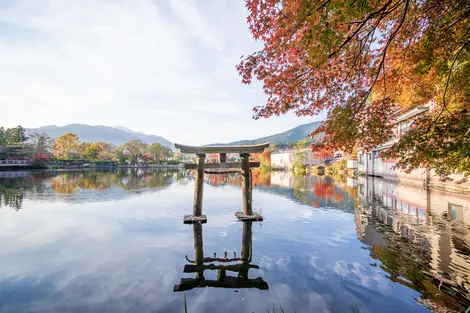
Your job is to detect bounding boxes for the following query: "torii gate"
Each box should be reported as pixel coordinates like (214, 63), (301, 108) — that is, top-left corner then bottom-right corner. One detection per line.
(173, 222), (268, 292)
(175, 143), (269, 223)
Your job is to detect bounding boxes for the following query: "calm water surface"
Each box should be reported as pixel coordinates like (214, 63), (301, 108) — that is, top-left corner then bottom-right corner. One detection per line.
(0, 169), (469, 313)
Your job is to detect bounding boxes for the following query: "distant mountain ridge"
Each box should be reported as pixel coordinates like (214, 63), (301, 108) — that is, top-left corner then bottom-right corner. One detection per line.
(209, 121), (323, 146)
(26, 124), (173, 148)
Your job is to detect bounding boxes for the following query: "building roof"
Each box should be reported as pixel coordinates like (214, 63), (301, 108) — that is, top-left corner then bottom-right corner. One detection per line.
(372, 139), (398, 152)
(396, 106), (429, 123)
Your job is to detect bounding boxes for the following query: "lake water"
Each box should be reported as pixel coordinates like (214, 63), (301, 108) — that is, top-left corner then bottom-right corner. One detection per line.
(0, 169), (469, 313)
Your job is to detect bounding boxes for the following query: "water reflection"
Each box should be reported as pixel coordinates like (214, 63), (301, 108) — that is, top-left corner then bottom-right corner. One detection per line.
(174, 222), (268, 291)
(0, 170), (469, 312)
(0, 169), (181, 210)
(356, 177), (470, 312)
(198, 171), (470, 312)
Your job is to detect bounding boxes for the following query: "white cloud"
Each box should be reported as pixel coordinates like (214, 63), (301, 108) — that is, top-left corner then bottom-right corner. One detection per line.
(0, 0), (322, 145)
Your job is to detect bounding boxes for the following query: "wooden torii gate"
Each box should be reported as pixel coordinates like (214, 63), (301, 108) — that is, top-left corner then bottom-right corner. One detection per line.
(175, 143), (269, 223)
(173, 222), (268, 292)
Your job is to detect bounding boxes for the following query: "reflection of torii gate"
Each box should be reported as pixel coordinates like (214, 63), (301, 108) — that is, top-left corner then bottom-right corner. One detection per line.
(173, 222), (269, 291)
(175, 143), (269, 223)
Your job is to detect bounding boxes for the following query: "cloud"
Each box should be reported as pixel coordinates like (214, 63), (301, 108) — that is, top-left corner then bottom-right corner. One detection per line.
(0, 0), (321, 145)
(170, 0), (222, 51)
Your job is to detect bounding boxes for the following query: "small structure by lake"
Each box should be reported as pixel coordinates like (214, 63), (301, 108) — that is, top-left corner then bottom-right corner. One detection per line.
(175, 143), (269, 223)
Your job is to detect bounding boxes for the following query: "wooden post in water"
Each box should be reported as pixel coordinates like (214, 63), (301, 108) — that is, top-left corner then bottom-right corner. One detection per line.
(193, 223), (205, 280)
(193, 153), (205, 216)
(235, 153), (263, 221)
(239, 221), (253, 279)
(241, 153), (252, 215)
(184, 153), (207, 223)
(241, 221), (253, 263)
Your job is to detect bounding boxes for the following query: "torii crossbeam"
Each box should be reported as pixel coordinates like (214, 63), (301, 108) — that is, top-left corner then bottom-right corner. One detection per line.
(175, 143), (269, 224)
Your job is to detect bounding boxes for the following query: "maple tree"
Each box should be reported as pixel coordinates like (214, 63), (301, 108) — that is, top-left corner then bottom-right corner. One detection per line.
(238, 0), (469, 179)
(260, 149), (272, 171)
(312, 144), (333, 162)
(30, 154), (50, 166)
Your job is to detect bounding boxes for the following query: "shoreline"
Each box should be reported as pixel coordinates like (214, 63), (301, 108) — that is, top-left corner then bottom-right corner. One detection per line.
(0, 164), (182, 172)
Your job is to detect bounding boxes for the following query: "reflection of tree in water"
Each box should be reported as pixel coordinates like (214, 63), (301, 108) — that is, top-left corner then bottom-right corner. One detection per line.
(0, 170), (180, 210)
(252, 169), (271, 187)
(312, 176), (345, 204)
(356, 199), (470, 312)
(206, 172), (355, 210)
(292, 176), (345, 207)
(292, 175), (309, 204)
(203, 169), (271, 188)
(48, 169), (179, 193)
(0, 172), (53, 210)
(114, 169), (181, 191)
(1, 187), (24, 211)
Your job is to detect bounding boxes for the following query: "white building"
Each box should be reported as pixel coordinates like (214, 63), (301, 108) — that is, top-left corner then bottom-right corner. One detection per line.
(358, 106), (470, 193)
(271, 149), (321, 169)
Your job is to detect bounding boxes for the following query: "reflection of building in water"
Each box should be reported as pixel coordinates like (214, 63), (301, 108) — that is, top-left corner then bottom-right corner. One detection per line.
(174, 222), (268, 292)
(356, 177), (470, 311)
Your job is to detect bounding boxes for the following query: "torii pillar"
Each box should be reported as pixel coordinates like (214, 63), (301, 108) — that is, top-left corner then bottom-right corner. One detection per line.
(175, 143), (269, 224)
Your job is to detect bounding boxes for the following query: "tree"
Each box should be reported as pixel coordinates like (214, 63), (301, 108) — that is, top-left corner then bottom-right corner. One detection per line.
(292, 139), (308, 173)
(148, 143), (169, 164)
(238, 0), (469, 179)
(260, 149), (272, 172)
(98, 149), (115, 161)
(0, 126), (30, 158)
(31, 154), (50, 166)
(122, 140), (148, 164)
(53, 133), (81, 159)
(4, 126), (28, 145)
(0, 127), (6, 147)
(312, 143), (333, 164)
(28, 132), (52, 155)
(113, 146), (129, 164)
(82, 142), (102, 160)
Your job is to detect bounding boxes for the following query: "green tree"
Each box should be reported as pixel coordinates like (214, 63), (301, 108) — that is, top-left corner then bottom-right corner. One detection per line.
(5, 126), (28, 145)
(0, 126), (30, 158)
(113, 146), (129, 164)
(0, 127), (6, 147)
(292, 139), (308, 174)
(148, 143), (170, 164)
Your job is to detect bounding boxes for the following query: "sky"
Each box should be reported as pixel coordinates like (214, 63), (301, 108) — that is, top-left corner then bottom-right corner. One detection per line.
(0, 0), (325, 145)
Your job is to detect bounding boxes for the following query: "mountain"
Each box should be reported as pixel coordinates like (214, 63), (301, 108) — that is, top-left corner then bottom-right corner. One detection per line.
(26, 124), (173, 148)
(210, 121), (323, 146)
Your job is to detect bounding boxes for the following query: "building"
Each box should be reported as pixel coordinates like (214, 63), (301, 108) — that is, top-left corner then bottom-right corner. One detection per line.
(271, 149), (321, 170)
(357, 106), (470, 193)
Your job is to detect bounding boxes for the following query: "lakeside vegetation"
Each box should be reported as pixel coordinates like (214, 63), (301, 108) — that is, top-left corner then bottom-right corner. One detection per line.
(238, 0), (469, 181)
(0, 125), (177, 167)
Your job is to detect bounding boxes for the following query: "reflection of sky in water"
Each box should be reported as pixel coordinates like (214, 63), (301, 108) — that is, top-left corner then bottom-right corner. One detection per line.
(0, 171), (468, 312)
